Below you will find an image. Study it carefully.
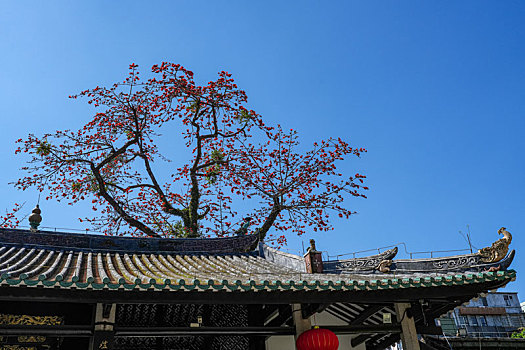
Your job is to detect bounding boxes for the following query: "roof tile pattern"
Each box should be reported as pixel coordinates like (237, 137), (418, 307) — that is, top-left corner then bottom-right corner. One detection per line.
(0, 244), (515, 292)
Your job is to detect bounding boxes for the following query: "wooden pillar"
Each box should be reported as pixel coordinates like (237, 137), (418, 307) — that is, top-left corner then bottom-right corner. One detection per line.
(292, 303), (311, 340)
(394, 302), (420, 350)
(90, 303), (116, 350)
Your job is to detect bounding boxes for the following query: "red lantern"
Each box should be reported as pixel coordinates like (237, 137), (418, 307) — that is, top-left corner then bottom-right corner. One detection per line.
(296, 326), (339, 350)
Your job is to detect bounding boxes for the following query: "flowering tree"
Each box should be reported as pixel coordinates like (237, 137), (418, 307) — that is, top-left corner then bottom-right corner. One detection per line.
(223, 127), (367, 245)
(0, 203), (24, 228)
(14, 63), (367, 244)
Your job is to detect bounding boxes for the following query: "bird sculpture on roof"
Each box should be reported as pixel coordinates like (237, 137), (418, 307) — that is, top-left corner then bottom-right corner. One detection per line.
(235, 217), (252, 236)
(478, 227), (512, 263)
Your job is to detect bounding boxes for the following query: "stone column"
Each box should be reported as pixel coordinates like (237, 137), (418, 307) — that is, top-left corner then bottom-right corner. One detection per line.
(292, 303), (311, 340)
(394, 302), (420, 350)
(90, 303), (116, 350)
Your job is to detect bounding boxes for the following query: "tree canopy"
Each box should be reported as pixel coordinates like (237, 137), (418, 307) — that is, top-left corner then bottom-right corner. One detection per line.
(11, 63), (367, 245)
(512, 328), (525, 339)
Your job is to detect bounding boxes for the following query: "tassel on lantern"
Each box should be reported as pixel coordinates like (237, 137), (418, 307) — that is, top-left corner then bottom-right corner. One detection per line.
(296, 326), (339, 350)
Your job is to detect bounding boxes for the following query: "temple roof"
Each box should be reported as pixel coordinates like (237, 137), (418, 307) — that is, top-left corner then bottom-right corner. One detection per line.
(0, 227), (516, 350)
(0, 228), (516, 294)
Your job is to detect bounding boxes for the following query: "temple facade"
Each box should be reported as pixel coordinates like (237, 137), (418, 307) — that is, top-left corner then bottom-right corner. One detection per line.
(0, 226), (516, 350)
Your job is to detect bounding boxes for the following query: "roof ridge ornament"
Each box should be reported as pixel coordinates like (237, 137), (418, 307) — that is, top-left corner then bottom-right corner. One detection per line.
(322, 247), (398, 273)
(304, 239), (323, 273)
(235, 217), (252, 236)
(28, 205), (42, 233)
(478, 227), (512, 263)
(307, 239), (317, 252)
(376, 259), (393, 273)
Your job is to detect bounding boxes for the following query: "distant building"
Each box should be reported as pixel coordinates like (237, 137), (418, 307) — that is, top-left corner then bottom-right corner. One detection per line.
(441, 292), (525, 338)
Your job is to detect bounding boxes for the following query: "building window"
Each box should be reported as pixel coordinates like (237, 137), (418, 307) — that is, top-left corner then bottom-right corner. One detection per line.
(504, 295), (511, 306)
(469, 316), (479, 326)
(480, 316), (487, 326)
(511, 315), (525, 328)
(481, 297), (488, 306)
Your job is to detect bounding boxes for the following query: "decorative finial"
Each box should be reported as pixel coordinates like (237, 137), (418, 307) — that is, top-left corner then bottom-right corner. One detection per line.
(235, 217), (252, 236)
(308, 239), (317, 252)
(304, 239), (323, 273)
(28, 205), (42, 232)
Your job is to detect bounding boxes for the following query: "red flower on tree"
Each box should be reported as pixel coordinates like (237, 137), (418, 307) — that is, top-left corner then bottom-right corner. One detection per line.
(13, 63), (367, 245)
(0, 203), (24, 229)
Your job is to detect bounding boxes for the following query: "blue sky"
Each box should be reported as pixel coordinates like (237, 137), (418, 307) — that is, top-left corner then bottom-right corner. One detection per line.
(0, 2), (524, 295)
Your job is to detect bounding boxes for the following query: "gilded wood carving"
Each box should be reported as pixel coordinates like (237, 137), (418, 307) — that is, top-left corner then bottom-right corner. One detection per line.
(0, 314), (63, 326)
(478, 227), (512, 263)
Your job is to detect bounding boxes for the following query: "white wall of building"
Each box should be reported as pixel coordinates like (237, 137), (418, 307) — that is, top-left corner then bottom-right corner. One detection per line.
(265, 310), (367, 350)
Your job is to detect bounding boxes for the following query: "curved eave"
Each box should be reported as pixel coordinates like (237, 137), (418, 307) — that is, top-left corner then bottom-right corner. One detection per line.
(328, 249), (515, 275)
(323, 247), (399, 273)
(391, 250), (515, 274)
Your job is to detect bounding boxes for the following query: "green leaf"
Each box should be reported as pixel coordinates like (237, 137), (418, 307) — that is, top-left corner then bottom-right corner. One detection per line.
(36, 141), (52, 156)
